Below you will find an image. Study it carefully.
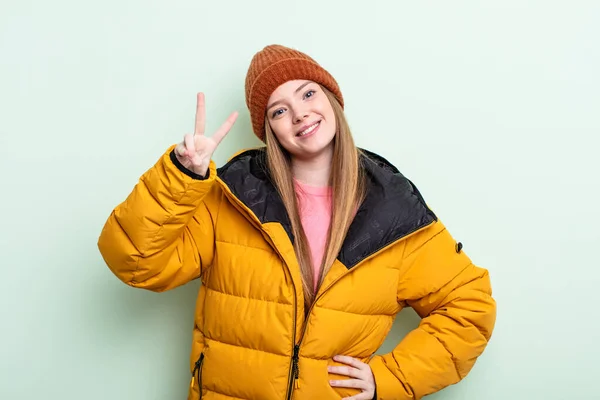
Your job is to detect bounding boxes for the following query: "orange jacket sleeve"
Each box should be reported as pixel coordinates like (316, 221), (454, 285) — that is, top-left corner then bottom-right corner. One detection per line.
(369, 220), (497, 399)
(97, 146), (221, 292)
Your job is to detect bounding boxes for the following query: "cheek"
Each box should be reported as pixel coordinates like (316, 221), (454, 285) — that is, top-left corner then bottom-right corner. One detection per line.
(269, 120), (284, 137)
(325, 108), (337, 134)
(320, 102), (336, 126)
(269, 119), (293, 145)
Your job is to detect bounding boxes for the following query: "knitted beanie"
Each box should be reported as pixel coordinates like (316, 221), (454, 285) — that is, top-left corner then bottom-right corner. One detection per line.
(244, 44), (344, 142)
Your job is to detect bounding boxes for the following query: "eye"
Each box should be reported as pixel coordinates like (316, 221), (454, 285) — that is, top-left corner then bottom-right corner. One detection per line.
(271, 108), (285, 118)
(304, 89), (316, 99)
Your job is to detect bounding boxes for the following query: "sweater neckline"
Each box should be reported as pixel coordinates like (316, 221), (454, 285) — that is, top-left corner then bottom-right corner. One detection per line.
(293, 178), (332, 197)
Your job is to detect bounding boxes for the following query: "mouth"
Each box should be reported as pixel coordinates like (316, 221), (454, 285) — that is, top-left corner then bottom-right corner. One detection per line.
(296, 120), (321, 137)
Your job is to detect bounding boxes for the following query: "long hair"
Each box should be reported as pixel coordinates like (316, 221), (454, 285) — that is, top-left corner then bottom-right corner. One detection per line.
(264, 86), (367, 310)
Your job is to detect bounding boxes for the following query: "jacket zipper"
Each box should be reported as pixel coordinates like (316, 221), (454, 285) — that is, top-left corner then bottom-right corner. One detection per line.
(190, 353), (205, 398)
(220, 185), (302, 400)
(286, 344), (300, 399)
(284, 256), (299, 400)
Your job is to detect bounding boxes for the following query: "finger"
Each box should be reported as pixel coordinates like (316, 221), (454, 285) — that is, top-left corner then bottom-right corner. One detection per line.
(329, 378), (368, 390)
(328, 366), (362, 379)
(333, 355), (366, 370)
(184, 134), (196, 158)
(211, 111), (238, 144)
(175, 142), (187, 157)
(194, 92), (206, 136)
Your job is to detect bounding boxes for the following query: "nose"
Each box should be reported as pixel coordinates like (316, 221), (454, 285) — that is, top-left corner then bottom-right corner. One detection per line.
(292, 105), (309, 124)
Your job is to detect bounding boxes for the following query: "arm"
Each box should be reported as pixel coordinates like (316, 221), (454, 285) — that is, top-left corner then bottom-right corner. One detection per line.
(369, 220), (497, 399)
(97, 145), (220, 292)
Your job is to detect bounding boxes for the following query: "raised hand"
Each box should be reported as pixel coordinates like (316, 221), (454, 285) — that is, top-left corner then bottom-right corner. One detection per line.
(175, 92), (238, 176)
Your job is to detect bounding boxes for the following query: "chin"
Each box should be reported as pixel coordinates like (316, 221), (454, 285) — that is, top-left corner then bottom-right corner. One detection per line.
(293, 138), (335, 160)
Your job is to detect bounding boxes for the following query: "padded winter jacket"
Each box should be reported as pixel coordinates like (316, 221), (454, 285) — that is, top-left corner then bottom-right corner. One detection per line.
(97, 145), (496, 400)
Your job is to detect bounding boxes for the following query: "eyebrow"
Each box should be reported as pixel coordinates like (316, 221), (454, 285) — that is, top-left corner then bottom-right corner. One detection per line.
(266, 81), (312, 111)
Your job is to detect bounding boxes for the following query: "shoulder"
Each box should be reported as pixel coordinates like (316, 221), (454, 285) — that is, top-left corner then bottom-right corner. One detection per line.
(217, 147), (267, 179)
(360, 147), (437, 229)
(358, 148), (402, 174)
(340, 148), (439, 267)
(358, 148), (429, 207)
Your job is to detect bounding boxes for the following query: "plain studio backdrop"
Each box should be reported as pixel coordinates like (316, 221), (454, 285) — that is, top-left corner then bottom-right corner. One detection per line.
(1, 1), (598, 399)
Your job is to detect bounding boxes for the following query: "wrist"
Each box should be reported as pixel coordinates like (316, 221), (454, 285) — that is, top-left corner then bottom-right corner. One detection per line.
(169, 149), (210, 180)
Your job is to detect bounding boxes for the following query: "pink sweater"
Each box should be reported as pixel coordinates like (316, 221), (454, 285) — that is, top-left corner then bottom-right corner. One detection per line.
(294, 180), (332, 291)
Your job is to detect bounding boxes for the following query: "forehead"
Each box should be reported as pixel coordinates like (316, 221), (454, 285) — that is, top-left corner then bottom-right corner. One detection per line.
(269, 80), (314, 99)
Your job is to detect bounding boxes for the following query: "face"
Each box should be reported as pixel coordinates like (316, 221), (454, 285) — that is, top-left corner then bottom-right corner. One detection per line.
(266, 80), (337, 160)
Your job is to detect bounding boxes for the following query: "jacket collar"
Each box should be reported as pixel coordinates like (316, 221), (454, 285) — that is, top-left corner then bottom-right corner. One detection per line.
(217, 148), (437, 269)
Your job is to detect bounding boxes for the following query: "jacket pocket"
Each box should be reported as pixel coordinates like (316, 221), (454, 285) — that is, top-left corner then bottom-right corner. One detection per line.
(188, 352), (205, 400)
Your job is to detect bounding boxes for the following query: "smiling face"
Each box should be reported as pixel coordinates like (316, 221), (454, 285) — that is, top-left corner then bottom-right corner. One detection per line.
(265, 80), (337, 160)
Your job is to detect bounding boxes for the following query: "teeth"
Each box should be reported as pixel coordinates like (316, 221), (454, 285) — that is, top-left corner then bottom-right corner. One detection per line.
(299, 122), (319, 136)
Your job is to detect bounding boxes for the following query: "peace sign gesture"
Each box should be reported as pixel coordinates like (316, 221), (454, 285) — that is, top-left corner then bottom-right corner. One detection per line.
(174, 92), (238, 176)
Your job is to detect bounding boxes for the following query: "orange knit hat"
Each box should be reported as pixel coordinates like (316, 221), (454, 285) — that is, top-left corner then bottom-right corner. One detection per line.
(245, 44), (344, 142)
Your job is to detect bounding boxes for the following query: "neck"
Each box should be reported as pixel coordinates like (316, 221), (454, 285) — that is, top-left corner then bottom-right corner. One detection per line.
(291, 146), (333, 187)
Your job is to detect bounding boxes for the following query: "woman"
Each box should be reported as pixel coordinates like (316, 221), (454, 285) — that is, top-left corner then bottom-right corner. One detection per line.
(98, 45), (496, 400)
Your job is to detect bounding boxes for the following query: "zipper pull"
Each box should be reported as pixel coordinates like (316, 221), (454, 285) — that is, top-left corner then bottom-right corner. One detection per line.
(293, 345), (300, 389)
(195, 355), (204, 368)
(190, 353), (204, 391)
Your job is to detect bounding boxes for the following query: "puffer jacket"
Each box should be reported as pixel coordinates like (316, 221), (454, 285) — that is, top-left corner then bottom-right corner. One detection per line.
(97, 145), (496, 400)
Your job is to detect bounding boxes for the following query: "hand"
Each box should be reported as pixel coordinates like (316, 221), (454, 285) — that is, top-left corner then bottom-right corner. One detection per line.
(328, 355), (376, 400)
(175, 92), (238, 176)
